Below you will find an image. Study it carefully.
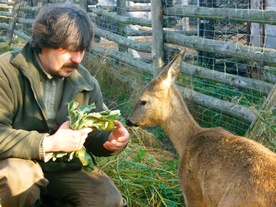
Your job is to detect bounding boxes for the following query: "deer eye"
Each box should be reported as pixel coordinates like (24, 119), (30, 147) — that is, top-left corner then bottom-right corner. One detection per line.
(140, 100), (147, 106)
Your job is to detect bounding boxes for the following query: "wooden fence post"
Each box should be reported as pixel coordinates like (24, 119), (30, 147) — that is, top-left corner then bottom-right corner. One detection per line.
(5, 0), (21, 46)
(80, 0), (88, 11)
(151, 0), (164, 77)
(117, 0), (127, 54)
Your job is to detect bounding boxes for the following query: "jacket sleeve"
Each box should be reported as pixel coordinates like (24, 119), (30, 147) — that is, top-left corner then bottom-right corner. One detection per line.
(81, 71), (119, 157)
(84, 130), (114, 156)
(0, 125), (48, 160)
(0, 64), (47, 160)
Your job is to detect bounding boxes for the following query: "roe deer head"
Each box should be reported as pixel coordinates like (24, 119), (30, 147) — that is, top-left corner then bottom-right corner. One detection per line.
(126, 51), (276, 207)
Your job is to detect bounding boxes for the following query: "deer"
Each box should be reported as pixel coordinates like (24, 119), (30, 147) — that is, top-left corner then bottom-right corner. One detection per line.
(126, 51), (276, 207)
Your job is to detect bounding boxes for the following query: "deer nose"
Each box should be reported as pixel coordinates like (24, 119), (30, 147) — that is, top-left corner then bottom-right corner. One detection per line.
(126, 119), (138, 127)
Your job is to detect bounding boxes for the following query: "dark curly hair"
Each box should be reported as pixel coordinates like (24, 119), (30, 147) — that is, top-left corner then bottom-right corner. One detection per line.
(30, 3), (93, 53)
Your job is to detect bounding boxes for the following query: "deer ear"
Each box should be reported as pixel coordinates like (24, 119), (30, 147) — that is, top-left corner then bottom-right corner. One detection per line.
(160, 51), (185, 88)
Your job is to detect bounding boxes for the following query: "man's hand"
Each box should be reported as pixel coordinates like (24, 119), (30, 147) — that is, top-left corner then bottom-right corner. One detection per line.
(103, 120), (129, 152)
(43, 121), (93, 153)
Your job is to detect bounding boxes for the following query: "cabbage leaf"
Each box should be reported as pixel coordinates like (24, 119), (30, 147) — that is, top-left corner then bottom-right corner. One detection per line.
(51, 100), (121, 172)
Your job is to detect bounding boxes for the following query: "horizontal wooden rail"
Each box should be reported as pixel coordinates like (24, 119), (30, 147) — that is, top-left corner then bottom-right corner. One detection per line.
(181, 62), (274, 94)
(92, 45), (152, 73)
(94, 27), (151, 53)
(89, 7), (151, 27)
(164, 30), (276, 67)
(164, 6), (276, 25)
(178, 86), (256, 122)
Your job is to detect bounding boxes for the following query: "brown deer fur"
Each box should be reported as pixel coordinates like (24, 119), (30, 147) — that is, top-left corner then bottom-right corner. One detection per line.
(126, 51), (276, 207)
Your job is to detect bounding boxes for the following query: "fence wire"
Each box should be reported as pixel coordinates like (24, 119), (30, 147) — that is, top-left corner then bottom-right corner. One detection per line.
(0, 0), (275, 137)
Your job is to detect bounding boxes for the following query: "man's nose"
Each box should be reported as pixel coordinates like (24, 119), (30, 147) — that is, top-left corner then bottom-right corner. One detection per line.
(70, 51), (85, 64)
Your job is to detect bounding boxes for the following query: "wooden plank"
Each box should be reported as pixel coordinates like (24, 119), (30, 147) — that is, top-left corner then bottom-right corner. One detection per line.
(17, 18), (34, 24)
(178, 86), (256, 122)
(117, 0), (127, 53)
(94, 27), (151, 53)
(89, 7), (151, 27)
(20, 6), (40, 12)
(91, 5), (151, 12)
(0, 11), (12, 17)
(129, 0), (150, 3)
(92, 45), (152, 73)
(80, 0), (88, 11)
(164, 30), (276, 67)
(0, 23), (9, 28)
(90, 7), (176, 28)
(164, 5), (276, 25)
(0, 3), (13, 9)
(0, 0), (14, 5)
(181, 62), (274, 94)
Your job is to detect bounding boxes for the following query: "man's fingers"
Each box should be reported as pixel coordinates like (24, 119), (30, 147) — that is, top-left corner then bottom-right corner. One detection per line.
(103, 142), (118, 151)
(60, 121), (71, 129)
(79, 127), (93, 135)
(114, 120), (123, 128)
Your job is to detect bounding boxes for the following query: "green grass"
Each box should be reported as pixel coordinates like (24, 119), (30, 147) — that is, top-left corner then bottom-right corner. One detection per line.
(0, 44), (12, 54)
(96, 128), (185, 207)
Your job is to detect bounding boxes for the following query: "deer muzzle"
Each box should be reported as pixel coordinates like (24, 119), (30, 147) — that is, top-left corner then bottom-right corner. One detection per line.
(126, 119), (139, 127)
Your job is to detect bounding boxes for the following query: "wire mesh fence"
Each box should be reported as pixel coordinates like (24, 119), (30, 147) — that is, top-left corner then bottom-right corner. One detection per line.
(0, 0), (275, 138)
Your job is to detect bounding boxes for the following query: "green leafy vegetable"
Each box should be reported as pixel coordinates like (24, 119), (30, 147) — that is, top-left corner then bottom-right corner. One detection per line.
(51, 100), (121, 172)
(68, 100), (120, 130)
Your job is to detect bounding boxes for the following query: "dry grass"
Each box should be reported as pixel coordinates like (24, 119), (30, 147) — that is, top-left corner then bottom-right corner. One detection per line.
(96, 127), (184, 207)
(248, 106), (276, 152)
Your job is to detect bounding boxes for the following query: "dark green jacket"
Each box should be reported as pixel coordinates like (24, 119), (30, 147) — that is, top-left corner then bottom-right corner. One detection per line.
(0, 43), (113, 171)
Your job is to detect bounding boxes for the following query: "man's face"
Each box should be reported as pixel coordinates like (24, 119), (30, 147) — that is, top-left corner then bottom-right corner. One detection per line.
(38, 48), (85, 78)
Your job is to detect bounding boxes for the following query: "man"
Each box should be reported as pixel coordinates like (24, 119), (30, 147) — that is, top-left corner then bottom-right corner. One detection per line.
(0, 3), (129, 207)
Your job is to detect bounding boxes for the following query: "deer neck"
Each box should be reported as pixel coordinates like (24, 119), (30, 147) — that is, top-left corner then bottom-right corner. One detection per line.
(160, 87), (201, 156)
